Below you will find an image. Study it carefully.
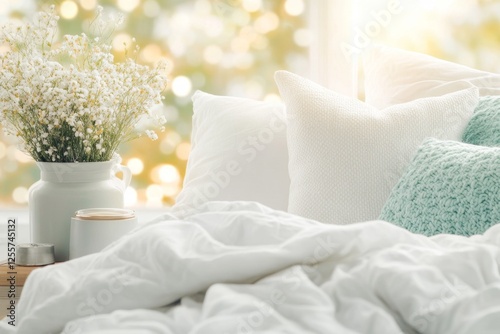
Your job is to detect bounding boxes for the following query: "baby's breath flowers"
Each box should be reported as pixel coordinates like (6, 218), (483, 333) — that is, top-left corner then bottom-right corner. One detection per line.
(0, 6), (168, 162)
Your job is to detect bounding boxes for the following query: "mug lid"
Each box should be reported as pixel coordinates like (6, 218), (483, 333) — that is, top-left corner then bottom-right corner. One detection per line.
(74, 208), (135, 220)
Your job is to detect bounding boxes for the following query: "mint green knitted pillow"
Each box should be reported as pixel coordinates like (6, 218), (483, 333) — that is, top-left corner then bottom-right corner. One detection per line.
(462, 96), (500, 147)
(380, 138), (500, 236)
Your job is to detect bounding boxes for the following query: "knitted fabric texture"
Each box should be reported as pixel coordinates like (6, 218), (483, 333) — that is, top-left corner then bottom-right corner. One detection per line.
(462, 95), (500, 147)
(274, 70), (478, 225)
(379, 138), (500, 237)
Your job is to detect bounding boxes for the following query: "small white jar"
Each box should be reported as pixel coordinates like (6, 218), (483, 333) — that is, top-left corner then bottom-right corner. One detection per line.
(69, 208), (138, 260)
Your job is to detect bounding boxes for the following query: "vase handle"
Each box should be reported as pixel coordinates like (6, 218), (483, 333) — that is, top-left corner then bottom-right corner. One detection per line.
(112, 164), (132, 191)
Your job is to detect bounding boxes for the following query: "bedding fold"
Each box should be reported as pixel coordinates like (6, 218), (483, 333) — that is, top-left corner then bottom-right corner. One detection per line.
(1, 201), (499, 334)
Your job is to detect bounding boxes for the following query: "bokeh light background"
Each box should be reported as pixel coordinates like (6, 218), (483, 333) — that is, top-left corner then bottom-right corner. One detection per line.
(0, 0), (498, 207)
(0, 0), (308, 207)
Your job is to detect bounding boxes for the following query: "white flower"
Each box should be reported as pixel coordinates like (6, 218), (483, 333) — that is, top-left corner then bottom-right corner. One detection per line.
(145, 130), (158, 140)
(0, 8), (168, 162)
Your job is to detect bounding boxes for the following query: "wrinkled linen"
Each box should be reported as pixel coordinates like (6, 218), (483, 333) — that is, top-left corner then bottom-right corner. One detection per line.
(1, 201), (500, 334)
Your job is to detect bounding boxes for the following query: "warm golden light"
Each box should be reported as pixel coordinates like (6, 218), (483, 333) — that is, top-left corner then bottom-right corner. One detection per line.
(117, 0), (140, 12)
(294, 28), (311, 47)
(203, 45), (224, 64)
(159, 131), (181, 155)
(175, 142), (191, 160)
(244, 80), (263, 99)
(124, 186), (138, 206)
(127, 158), (144, 175)
(140, 43), (163, 63)
(112, 33), (133, 51)
(158, 164), (180, 184)
(146, 184), (163, 203)
(171, 76), (192, 97)
(284, 0), (304, 16)
(231, 37), (250, 53)
(204, 17), (224, 38)
(60, 1), (79, 19)
(0, 44), (11, 54)
(242, 0), (262, 13)
(159, 139), (175, 155)
(14, 150), (32, 163)
(235, 54), (254, 70)
(79, 0), (97, 11)
(150, 163), (180, 185)
(0, 142), (6, 160)
(162, 184), (180, 197)
(0, 2), (9, 16)
(0, 0), (309, 207)
(263, 93), (281, 103)
(251, 35), (269, 50)
(254, 12), (280, 34)
(12, 186), (28, 204)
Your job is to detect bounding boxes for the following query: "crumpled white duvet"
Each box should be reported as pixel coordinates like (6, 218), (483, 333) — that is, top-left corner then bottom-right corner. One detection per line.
(2, 201), (500, 334)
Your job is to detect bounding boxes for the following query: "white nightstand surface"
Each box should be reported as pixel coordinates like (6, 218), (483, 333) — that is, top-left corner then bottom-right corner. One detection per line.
(0, 207), (171, 261)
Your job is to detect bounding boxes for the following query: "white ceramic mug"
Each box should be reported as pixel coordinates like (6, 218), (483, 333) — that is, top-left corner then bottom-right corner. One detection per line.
(69, 208), (138, 259)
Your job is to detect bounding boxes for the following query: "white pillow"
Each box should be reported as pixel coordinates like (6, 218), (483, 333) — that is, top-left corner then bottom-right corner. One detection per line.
(175, 90), (289, 212)
(275, 70), (478, 224)
(363, 46), (500, 109)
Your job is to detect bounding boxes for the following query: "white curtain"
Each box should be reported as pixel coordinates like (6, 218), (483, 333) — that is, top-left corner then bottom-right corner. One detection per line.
(308, 0), (358, 97)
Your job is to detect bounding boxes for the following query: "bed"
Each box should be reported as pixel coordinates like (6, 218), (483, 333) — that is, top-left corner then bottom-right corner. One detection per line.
(1, 46), (500, 334)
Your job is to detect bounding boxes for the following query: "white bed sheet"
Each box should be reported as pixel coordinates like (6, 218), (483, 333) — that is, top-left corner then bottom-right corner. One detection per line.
(1, 201), (499, 334)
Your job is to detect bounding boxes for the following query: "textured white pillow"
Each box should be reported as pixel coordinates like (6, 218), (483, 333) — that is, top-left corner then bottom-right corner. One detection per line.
(275, 70), (479, 224)
(364, 46), (500, 109)
(175, 91), (289, 212)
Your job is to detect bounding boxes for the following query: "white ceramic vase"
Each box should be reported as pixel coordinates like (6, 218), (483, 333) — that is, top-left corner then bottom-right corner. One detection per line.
(28, 157), (131, 261)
